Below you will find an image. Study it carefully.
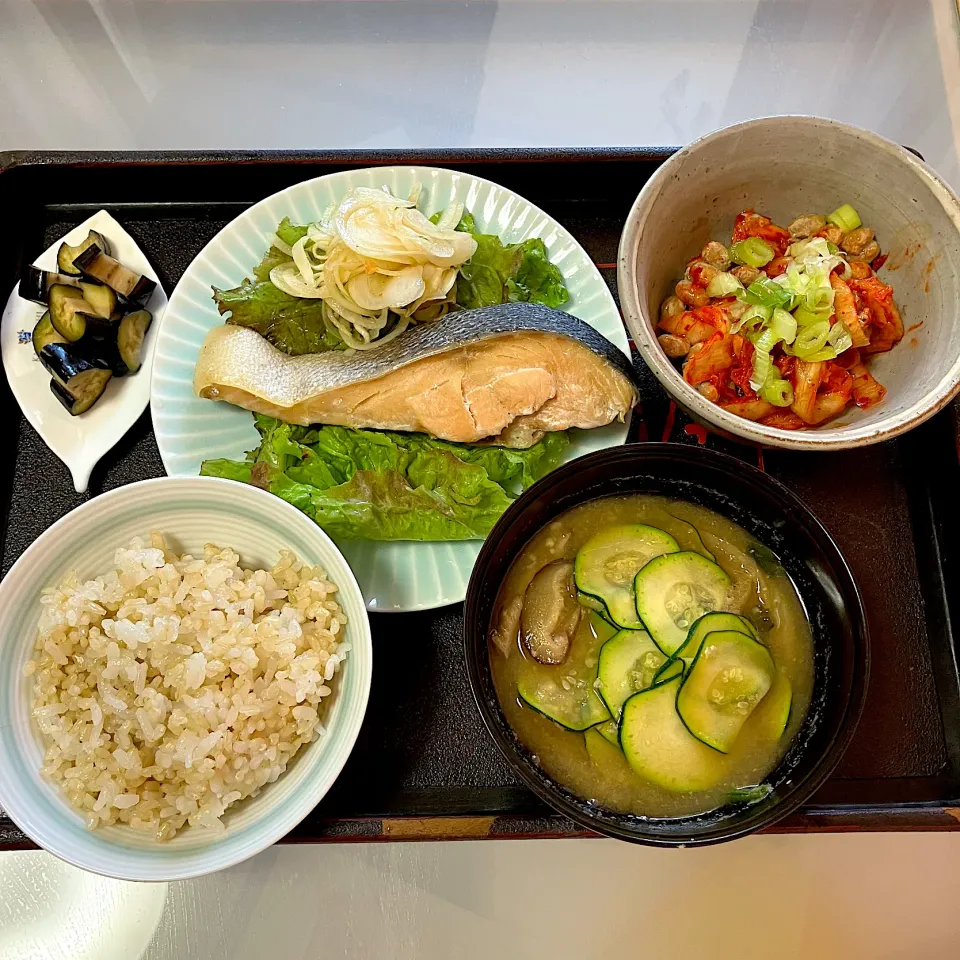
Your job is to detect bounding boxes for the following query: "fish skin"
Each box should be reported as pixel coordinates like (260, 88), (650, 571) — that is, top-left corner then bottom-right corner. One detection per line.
(207, 302), (636, 393)
(194, 303), (638, 445)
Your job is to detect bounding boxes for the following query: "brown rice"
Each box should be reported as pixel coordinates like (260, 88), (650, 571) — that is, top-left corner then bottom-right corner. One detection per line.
(24, 533), (348, 841)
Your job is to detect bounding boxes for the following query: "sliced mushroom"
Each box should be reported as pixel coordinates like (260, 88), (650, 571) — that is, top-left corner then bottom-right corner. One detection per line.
(490, 596), (523, 657)
(520, 560), (582, 665)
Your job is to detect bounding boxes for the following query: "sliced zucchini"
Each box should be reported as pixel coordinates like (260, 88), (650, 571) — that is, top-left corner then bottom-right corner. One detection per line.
(666, 514), (716, 561)
(620, 674), (728, 792)
(32, 312), (67, 357)
(517, 673), (609, 731)
(728, 783), (773, 805)
(19, 266), (82, 305)
(517, 612), (611, 731)
(652, 656), (685, 684)
(588, 611), (620, 647)
(49, 371), (112, 416)
(73, 246), (156, 304)
(597, 629), (665, 718)
(116, 309), (153, 375)
(596, 719), (620, 746)
(574, 524), (680, 628)
(48, 283), (92, 341)
(57, 230), (109, 276)
(749, 668), (793, 744)
(584, 726), (631, 772)
(633, 552), (732, 655)
(676, 629), (775, 753)
(78, 281), (117, 319)
(577, 591), (614, 623)
(678, 611), (759, 658)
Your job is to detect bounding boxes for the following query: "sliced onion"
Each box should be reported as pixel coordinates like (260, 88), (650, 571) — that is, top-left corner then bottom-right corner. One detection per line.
(290, 236), (317, 286)
(347, 269), (425, 310)
(269, 233), (293, 256)
(269, 182), (477, 348)
(435, 201), (464, 232)
(269, 263), (324, 298)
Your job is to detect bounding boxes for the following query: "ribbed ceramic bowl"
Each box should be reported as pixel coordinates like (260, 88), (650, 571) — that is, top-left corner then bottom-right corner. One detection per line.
(618, 116), (960, 450)
(0, 478), (372, 881)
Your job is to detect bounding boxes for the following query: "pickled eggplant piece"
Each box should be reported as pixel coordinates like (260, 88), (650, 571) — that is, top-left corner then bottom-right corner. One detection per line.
(39, 341), (108, 382)
(40, 343), (113, 415)
(117, 309), (152, 374)
(82, 312), (121, 337)
(56, 230), (110, 276)
(79, 330), (129, 377)
(49, 370), (113, 416)
(32, 311), (67, 357)
(78, 281), (117, 319)
(73, 245), (156, 304)
(48, 284), (93, 341)
(18, 266), (82, 305)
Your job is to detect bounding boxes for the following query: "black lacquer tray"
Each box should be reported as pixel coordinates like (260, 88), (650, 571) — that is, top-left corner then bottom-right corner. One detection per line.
(1, 149), (958, 847)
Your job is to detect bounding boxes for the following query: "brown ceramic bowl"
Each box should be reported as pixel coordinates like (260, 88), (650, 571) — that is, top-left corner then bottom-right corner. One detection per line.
(618, 116), (960, 450)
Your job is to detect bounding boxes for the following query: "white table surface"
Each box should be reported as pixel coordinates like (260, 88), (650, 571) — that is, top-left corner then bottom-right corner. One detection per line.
(2, 2), (960, 958)
(1, 0), (959, 189)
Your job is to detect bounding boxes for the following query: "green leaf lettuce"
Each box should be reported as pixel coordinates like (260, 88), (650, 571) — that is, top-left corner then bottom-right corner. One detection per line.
(201, 417), (568, 541)
(212, 280), (343, 356)
(432, 209), (569, 310)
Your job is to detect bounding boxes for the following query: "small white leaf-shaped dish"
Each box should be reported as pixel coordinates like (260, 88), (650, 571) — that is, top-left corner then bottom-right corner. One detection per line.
(1, 210), (167, 492)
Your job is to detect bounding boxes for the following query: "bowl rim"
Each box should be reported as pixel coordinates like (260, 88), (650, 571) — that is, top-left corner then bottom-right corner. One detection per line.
(0, 475), (373, 880)
(617, 114), (960, 451)
(463, 442), (870, 846)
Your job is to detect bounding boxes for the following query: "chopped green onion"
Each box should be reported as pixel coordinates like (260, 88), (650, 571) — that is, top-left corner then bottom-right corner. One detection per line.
(726, 299), (749, 321)
(788, 237), (838, 263)
(760, 378), (794, 407)
(738, 277), (794, 310)
(793, 305), (832, 326)
(791, 320), (831, 358)
(730, 302), (771, 333)
(786, 319), (854, 362)
(827, 203), (862, 233)
(827, 320), (853, 354)
(730, 309), (767, 336)
(730, 237), (776, 268)
(705, 272), (744, 298)
(794, 348), (836, 362)
(770, 307), (797, 345)
(747, 327), (779, 391)
(742, 303), (773, 323)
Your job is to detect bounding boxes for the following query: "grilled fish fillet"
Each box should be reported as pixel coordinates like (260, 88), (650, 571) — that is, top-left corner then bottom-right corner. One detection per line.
(194, 303), (637, 448)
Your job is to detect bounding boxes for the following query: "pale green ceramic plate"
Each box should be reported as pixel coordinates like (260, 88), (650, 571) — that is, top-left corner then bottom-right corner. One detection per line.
(151, 166), (628, 612)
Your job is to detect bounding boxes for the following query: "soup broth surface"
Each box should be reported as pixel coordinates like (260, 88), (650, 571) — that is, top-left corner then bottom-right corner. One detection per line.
(489, 494), (814, 818)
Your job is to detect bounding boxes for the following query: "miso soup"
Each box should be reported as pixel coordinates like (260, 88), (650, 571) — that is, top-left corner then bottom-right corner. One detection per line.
(488, 494), (814, 818)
